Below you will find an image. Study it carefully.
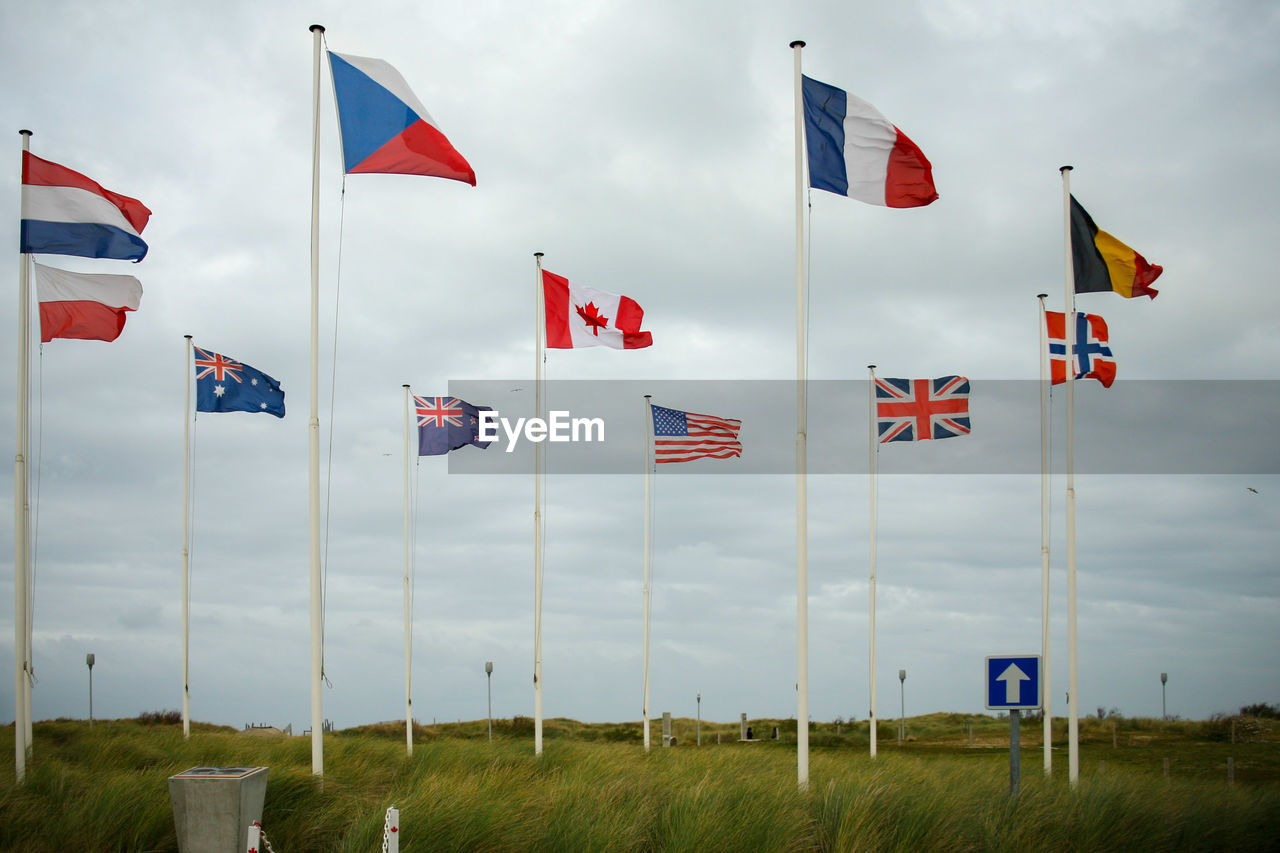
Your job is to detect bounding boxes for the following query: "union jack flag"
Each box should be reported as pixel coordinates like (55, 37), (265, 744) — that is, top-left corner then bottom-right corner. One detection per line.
(415, 396), (466, 428)
(875, 376), (971, 443)
(194, 347), (243, 383)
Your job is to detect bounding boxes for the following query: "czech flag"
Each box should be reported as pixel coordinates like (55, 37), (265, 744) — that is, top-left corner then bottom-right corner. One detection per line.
(328, 51), (476, 185)
(1069, 195), (1162, 299)
(21, 152), (151, 262)
(802, 75), (937, 208)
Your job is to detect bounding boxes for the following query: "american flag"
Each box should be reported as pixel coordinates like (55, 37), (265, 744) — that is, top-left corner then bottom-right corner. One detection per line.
(651, 404), (742, 463)
(875, 376), (970, 443)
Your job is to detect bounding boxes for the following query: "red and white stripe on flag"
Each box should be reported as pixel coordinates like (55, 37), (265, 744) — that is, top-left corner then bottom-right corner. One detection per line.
(542, 269), (653, 350)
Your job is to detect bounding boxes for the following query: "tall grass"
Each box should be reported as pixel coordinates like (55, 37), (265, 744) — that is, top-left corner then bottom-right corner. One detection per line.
(1, 718), (1277, 851)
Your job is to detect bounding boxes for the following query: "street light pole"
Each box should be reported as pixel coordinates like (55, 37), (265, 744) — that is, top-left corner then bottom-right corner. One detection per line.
(86, 654), (95, 729)
(896, 666), (906, 742)
(486, 661), (494, 742)
(697, 693), (701, 746)
(1160, 672), (1167, 721)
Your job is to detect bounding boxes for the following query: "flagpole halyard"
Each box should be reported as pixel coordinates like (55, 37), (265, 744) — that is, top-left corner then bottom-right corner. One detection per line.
(308, 22), (326, 778)
(790, 37), (810, 792)
(1060, 165), (1080, 787)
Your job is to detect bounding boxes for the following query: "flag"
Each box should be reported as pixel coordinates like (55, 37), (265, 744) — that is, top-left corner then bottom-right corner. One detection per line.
(801, 76), (937, 208)
(20, 152), (151, 261)
(414, 396), (492, 455)
(876, 376), (971, 442)
(542, 270), (653, 350)
(1046, 310), (1116, 388)
(650, 404), (741, 463)
(328, 51), (476, 184)
(1069, 195), (1162, 299)
(33, 262), (141, 342)
(194, 347), (285, 417)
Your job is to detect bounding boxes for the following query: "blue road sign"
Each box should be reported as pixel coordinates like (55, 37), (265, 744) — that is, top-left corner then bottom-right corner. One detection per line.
(985, 655), (1042, 710)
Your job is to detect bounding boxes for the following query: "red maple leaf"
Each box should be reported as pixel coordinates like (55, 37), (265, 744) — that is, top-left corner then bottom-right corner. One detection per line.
(575, 301), (610, 335)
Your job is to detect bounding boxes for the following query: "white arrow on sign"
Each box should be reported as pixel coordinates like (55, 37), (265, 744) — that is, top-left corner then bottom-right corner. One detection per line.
(997, 662), (1030, 704)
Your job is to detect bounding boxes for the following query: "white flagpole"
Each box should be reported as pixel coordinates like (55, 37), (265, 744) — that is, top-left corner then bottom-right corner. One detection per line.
(790, 37), (810, 793)
(403, 384), (413, 756)
(533, 252), (545, 757)
(182, 335), (193, 739)
(1060, 165), (1080, 786)
(14, 128), (33, 782)
(867, 365), (878, 759)
(1037, 293), (1052, 775)
(308, 22), (326, 777)
(642, 395), (653, 751)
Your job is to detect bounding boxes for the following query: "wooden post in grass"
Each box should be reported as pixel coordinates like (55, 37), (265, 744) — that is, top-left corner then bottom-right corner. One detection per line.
(1163, 757), (1170, 779)
(1228, 757), (1235, 784)
(1009, 710), (1021, 796)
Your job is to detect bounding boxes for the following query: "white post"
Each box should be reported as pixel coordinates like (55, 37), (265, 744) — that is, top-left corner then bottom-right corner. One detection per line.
(1060, 166), (1080, 786)
(642, 395), (653, 751)
(403, 384), (413, 756)
(1037, 293), (1052, 775)
(868, 365), (878, 759)
(182, 335), (193, 739)
(308, 22), (326, 777)
(790, 37), (810, 793)
(385, 807), (400, 853)
(14, 128), (33, 782)
(533, 252), (545, 757)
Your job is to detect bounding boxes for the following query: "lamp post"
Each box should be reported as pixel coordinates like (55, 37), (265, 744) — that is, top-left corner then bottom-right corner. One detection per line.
(86, 653), (95, 729)
(898, 669), (906, 744)
(1160, 672), (1167, 721)
(696, 693), (701, 746)
(485, 661), (494, 742)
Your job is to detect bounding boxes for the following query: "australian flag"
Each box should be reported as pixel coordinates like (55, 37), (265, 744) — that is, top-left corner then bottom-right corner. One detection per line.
(414, 395), (492, 456)
(875, 376), (970, 443)
(194, 346), (285, 417)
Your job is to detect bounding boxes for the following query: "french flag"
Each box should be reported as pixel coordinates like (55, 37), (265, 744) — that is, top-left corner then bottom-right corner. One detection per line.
(329, 51), (475, 184)
(21, 152), (151, 261)
(802, 76), (937, 208)
(33, 262), (142, 343)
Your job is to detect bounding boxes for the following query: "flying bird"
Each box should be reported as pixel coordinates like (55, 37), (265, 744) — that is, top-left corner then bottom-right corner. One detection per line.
(1246, 487), (1259, 494)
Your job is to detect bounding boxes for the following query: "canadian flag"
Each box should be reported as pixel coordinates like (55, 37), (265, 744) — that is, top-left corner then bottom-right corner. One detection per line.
(542, 270), (653, 350)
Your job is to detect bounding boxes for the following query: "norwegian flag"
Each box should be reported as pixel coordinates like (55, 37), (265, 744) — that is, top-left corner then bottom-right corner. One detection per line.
(1046, 310), (1116, 388)
(875, 376), (971, 443)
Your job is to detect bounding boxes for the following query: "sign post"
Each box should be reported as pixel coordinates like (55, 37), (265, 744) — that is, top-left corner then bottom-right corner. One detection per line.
(986, 655), (1042, 796)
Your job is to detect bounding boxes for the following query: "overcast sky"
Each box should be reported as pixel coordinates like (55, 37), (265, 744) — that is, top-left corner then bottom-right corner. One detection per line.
(1, 0), (1277, 735)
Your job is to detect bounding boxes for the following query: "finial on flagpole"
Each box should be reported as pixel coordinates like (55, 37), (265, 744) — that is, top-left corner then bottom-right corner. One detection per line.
(184, 334), (192, 341)
(19, 129), (32, 138)
(310, 24), (325, 34)
(1059, 165), (1073, 173)
(1037, 293), (1048, 299)
(644, 394), (651, 400)
(534, 251), (544, 259)
(402, 384), (409, 389)
(867, 364), (876, 370)
(790, 40), (806, 48)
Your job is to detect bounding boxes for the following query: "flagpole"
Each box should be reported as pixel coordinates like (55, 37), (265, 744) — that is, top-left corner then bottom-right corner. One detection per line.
(403, 384), (413, 757)
(308, 22), (326, 777)
(1060, 165), (1080, 786)
(182, 335), (193, 739)
(867, 365), (878, 759)
(790, 37), (810, 793)
(1037, 293), (1052, 775)
(533, 251), (545, 757)
(642, 395), (653, 751)
(14, 128), (33, 783)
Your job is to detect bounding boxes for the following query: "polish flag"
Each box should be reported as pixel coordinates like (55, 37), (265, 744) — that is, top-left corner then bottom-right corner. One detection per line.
(542, 270), (653, 350)
(802, 75), (937, 208)
(33, 262), (142, 342)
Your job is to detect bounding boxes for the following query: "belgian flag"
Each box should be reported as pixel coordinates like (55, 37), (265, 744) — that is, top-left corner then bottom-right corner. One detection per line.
(1069, 196), (1163, 299)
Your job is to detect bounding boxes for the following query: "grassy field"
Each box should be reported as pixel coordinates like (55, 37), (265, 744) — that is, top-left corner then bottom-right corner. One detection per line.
(1, 713), (1277, 851)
